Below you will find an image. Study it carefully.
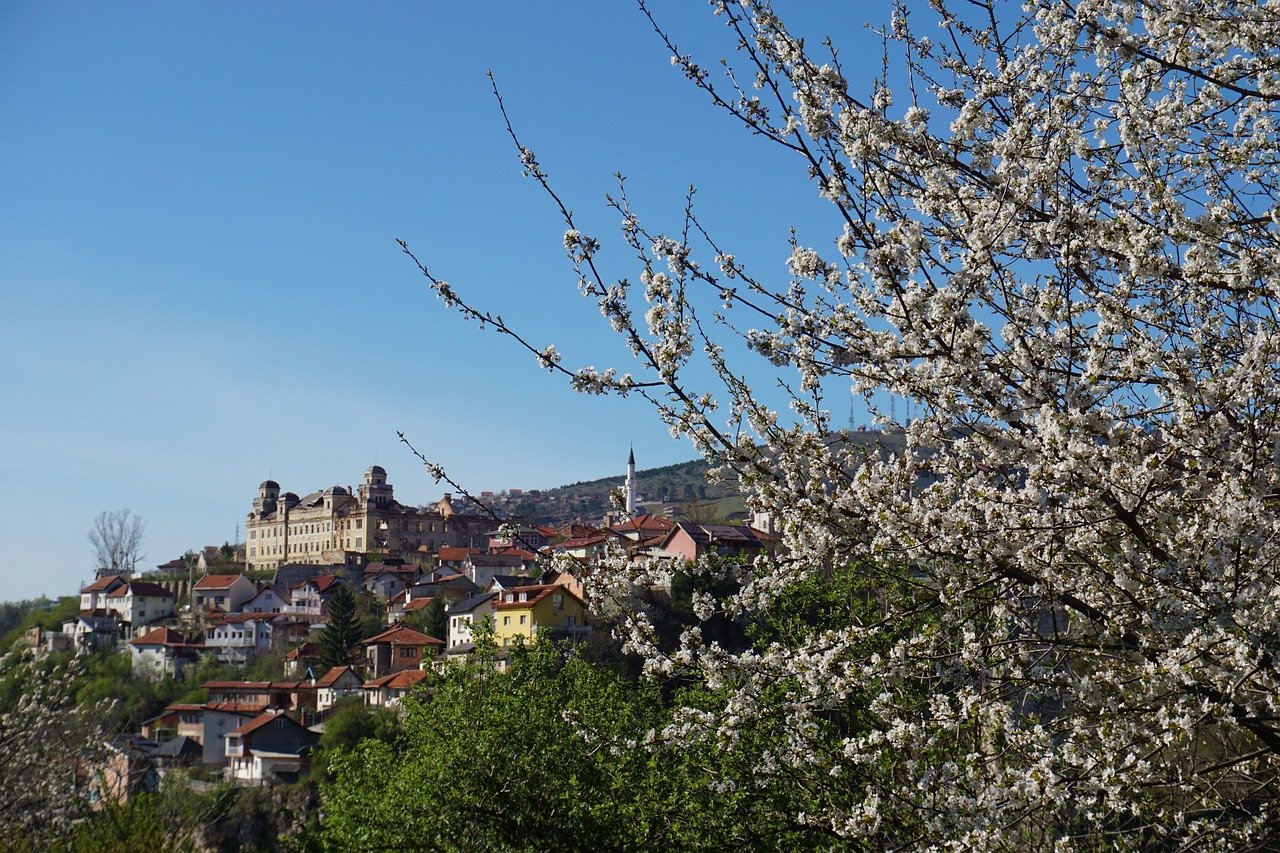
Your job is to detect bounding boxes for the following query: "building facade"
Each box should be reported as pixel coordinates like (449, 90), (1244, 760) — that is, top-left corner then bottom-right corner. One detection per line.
(245, 466), (489, 571)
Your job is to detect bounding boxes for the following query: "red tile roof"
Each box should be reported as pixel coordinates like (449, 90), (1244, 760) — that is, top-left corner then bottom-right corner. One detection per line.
(284, 642), (319, 661)
(492, 547), (538, 560)
(228, 709), (300, 737)
(203, 680), (273, 690)
(80, 575), (125, 594)
(195, 574), (249, 590)
(362, 624), (443, 646)
(202, 701), (269, 714)
(315, 665), (362, 688)
(363, 669), (428, 690)
(130, 627), (189, 647)
(612, 513), (677, 534)
(304, 574), (344, 593)
(115, 580), (175, 598)
(492, 584), (585, 610)
(437, 546), (479, 562)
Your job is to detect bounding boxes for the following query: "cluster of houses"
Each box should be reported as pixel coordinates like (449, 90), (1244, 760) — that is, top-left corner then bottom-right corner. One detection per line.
(35, 512), (776, 804)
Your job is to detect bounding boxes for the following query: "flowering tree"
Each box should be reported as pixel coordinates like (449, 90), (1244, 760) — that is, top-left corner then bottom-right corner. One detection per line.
(407, 1), (1280, 845)
(0, 650), (110, 845)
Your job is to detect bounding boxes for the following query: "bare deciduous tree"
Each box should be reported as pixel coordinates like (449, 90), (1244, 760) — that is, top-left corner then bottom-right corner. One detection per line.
(88, 509), (145, 579)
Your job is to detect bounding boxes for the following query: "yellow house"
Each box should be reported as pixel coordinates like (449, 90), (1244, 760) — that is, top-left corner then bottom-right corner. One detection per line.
(492, 584), (588, 647)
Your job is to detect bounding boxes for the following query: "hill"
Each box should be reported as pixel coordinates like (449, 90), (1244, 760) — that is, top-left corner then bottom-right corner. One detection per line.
(488, 428), (905, 525)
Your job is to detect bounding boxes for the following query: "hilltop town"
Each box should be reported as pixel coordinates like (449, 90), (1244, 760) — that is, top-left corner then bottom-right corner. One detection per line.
(8, 452), (779, 811)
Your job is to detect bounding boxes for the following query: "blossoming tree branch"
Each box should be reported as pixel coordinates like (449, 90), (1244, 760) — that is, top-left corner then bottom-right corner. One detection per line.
(405, 0), (1280, 845)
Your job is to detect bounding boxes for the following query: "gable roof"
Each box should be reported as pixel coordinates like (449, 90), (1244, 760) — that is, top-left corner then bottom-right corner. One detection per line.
(446, 591), (498, 616)
(130, 627), (190, 647)
(363, 669), (429, 690)
(156, 735), (203, 759)
(114, 580), (175, 599)
(283, 642), (319, 662)
(315, 665), (363, 688)
(195, 574), (251, 590)
(301, 574), (344, 593)
(664, 522), (777, 550)
(612, 513), (677, 534)
(80, 575), (126, 594)
(492, 584), (586, 611)
(362, 624), (443, 646)
(228, 709), (307, 738)
(244, 584), (288, 602)
(486, 575), (541, 591)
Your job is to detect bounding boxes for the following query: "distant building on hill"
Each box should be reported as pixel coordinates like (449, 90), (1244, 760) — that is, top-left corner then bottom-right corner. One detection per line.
(244, 465), (488, 571)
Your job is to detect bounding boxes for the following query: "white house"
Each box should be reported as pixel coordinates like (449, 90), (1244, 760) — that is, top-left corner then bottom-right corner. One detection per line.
(79, 575), (127, 611)
(289, 574), (345, 617)
(314, 665), (364, 713)
(193, 574), (258, 613)
(102, 581), (176, 630)
(204, 614), (274, 665)
(129, 627), (200, 678)
(241, 585), (289, 615)
(445, 591), (497, 650)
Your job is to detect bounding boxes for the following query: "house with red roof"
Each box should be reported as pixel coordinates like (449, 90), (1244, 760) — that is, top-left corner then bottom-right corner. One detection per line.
(653, 522), (777, 564)
(289, 573), (346, 616)
(283, 641), (320, 677)
(386, 589), (435, 625)
(610, 513), (677, 541)
(240, 584), (289, 614)
(79, 575), (127, 611)
(224, 710), (318, 784)
(362, 668), (428, 708)
(362, 562), (421, 600)
(194, 574), (257, 613)
(103, 580), (176, 630)
(362, 624), (443, 678)
(314, 665), (364, 712)
(554, 530), (625, 562)
(129, 627), (201, 678)
(436, 546), (481, 572)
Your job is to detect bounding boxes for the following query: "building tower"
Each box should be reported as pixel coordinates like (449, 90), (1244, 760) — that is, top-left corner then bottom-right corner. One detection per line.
(625, 446), (637, 517)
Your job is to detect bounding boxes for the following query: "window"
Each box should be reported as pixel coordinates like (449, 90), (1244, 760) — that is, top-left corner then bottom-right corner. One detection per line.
(503, 616), (510, 626)
(519, 615), (527, 625)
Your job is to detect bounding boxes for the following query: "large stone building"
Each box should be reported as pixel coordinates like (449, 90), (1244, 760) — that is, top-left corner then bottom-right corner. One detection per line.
(245, 466), (488, 571)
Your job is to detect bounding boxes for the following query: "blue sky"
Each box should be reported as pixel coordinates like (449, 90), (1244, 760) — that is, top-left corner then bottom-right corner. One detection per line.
(0, 2), (885, 600)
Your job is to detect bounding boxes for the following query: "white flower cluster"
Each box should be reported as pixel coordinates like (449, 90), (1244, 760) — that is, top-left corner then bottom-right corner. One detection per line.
(565, 0), (1280, 846)
(426, 0), (1280, 844)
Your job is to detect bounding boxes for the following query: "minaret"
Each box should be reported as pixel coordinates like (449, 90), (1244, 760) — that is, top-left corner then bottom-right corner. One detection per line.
(625, 445), (637, 517)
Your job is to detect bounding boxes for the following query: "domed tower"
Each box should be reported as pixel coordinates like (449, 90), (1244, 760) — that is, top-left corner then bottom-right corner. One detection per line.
(252, 479), (280, 518)
(322, 485), (349, 511)
(359, 465), (393, 508)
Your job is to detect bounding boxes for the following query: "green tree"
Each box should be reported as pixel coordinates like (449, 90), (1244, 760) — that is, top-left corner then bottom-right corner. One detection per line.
(419, 595), (446, 642)
(318, 585), (361, 670)
(320, 635), (845, 849)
